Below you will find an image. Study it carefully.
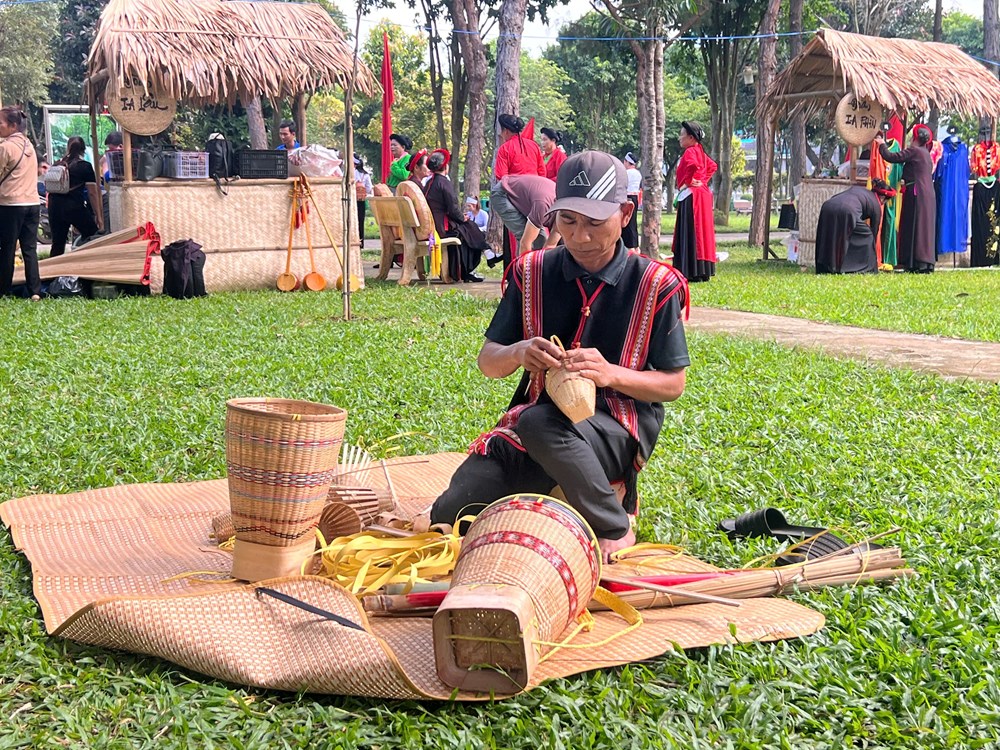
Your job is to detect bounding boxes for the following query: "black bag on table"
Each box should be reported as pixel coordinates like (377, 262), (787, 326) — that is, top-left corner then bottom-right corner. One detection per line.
(161, 239), (207, 299)
(206, 134), (235, 179)
(778, 203), (798, 230)
(135, 146), (165, 182)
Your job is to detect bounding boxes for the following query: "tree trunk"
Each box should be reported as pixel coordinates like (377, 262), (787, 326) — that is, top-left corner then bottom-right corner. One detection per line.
(449, 34), (469, 185)
(452, 0), (488, 200)
(789, 0), (807, 187)
(421, 0), (448, 149)
(985, 0), (999, 133)
(270, 100), (283, 148)
(749, 0), (781, 248)
(928, 0), (943, 130)
(637, 34), (666, 257)
(293, 95), (307, 147)
(245, 96), (268, 149)
(486, 0), (528, 250)
(634, 44), (655, 254)
(702, 39), (742, 226)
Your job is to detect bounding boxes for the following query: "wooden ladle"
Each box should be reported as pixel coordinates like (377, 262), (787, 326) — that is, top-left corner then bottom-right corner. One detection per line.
(299, 178), (327, 292)
(277, 184), (300, 292)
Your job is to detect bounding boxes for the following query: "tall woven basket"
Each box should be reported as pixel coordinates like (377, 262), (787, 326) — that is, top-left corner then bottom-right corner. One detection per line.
(226, 398), (347, 581)
(433, 494), (601, 693)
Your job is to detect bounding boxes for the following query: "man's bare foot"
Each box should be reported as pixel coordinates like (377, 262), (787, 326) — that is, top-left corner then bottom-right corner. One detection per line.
(598, 528), (636, 564)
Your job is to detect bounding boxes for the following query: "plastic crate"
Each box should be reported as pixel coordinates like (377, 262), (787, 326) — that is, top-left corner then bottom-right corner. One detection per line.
(235, 149), (288, 179)
(107, 150), (138, 180)
(163, 151), (209, 179)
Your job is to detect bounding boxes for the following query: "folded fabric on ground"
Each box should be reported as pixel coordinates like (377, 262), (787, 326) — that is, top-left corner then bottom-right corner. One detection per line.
(1, 452), (824, 700)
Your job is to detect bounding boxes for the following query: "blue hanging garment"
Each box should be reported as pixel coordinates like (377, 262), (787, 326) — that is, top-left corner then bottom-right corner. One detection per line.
(935, 136), (970, 254)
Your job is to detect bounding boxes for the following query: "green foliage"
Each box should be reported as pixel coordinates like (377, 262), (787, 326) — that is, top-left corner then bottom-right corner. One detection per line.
(2, 283), (1000, 747)
(306, 92), (347, 150)
(543, 13), (638, 154)
(48, 0), (104, 104)
(172, 105), (252, 151)
(941, 10), (984, 58)
(0, 1), (58, 105)
(506, 54), (573, 136)
(355, 21), (445, 176)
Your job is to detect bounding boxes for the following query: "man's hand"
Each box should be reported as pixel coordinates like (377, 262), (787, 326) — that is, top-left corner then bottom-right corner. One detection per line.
(516, 337), (564, 373)
(561, 347), (616, 387)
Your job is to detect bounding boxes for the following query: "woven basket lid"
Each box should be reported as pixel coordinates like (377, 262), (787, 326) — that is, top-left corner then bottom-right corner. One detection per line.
(835, 94), (884, 147)
(106, 81), (177, 136)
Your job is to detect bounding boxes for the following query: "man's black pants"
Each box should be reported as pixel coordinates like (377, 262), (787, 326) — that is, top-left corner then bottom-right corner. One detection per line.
(0, 205), (41, 297)
(430, 404), (635, 539)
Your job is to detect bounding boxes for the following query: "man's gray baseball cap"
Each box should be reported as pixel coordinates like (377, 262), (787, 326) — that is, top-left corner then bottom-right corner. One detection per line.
(546, 150), (628, 221)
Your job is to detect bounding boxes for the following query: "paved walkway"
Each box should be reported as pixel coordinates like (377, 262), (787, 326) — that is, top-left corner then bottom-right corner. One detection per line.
(687, 308), (1000, 383)
(372, 261), (1000, 382)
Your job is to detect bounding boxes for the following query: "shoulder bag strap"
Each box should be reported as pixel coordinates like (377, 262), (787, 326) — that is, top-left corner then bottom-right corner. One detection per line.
(0, 137), (28, 187)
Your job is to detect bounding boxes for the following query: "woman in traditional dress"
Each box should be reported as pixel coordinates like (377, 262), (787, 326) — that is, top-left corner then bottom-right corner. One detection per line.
(405, 149), (430, 187)
(423, 149), (487, 282)
(540, 127), (566, 182)
(622, 152), (641, 252)
(386, 133), (413, 189)
(671, 121), (717, 282)
(814, 180), (895, 274)
(876, 126), (937, 273)
(491, 114), (547, 265)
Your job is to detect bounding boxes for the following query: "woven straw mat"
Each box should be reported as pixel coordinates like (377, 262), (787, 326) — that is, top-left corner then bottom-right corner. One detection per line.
(1, 451), (824, 701)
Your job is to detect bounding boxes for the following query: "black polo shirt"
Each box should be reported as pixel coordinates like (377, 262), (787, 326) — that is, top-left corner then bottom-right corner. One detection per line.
(485, 243), (689, 462)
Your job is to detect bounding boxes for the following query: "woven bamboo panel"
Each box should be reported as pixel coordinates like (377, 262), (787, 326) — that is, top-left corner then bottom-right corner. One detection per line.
(110, 179), (363, 293)
(797, 178), (855, 267)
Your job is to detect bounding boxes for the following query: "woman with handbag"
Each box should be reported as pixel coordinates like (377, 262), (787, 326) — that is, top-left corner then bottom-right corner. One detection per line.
(0, 107), (42, 300)
(47, 136), (103, 257)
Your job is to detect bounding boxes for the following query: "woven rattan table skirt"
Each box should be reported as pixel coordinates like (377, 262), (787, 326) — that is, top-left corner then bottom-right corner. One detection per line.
(109, 179), (363, 294)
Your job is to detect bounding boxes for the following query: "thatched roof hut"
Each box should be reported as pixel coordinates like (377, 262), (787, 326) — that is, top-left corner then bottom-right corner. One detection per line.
(764, 29), (1000, 122)
(85, 0), (378, 108)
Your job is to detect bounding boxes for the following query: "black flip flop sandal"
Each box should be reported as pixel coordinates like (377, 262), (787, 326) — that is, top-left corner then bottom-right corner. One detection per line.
(718, 507), (882, 566)
(717, 507), (827, 543)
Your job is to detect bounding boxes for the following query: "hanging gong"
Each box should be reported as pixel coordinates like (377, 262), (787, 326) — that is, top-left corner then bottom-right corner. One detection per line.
(835, 93), (885, 147)
(106, 77), (177, 136)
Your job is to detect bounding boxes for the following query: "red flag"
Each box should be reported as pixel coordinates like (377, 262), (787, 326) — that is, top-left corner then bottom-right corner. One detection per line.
(523, 117), (535, 141)
(380, 31), (395, 183)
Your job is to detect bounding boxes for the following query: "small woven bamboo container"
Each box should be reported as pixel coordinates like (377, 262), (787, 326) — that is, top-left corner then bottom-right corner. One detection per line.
(226, 398), (347, 581)
(433, 494), (601, 693)
(545, 337), (595, 423)
(326, 486), (396, 525)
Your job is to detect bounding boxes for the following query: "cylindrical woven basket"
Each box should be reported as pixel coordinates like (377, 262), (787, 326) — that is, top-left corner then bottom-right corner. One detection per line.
(433, 493), (601, 693)
(546, 367), (596, 423)
(226, 398), (347, 581)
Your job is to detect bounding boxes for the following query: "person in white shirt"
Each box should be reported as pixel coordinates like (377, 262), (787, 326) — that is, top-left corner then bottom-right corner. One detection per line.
(465, 196), (489, 229)
(353, 154), (374, 248)
(622, 152), (642, 251)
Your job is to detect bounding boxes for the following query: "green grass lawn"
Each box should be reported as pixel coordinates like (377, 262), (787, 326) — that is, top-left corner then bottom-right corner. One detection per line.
(694, 243), (1000, 342)
(3, 287), (1000, 748)
(659, 212), (779, 235)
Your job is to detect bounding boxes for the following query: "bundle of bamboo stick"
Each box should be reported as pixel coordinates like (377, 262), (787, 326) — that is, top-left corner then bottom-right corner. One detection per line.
(362, 534), (913, 616)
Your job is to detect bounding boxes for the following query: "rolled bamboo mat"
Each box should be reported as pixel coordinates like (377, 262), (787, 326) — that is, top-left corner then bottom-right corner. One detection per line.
(13, 243), (155, 285)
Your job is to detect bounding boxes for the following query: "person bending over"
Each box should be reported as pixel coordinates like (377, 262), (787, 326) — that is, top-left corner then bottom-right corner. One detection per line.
(430, 151), (690, 561)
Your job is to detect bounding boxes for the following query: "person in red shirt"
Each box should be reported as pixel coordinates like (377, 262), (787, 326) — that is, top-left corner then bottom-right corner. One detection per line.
(491, 114), (546, 267)
(540, 127), (567, 182)
(494, 114), (545, 180)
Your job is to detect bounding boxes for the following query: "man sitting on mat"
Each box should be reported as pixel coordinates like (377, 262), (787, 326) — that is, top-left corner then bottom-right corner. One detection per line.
(430, 151), (690, 561)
